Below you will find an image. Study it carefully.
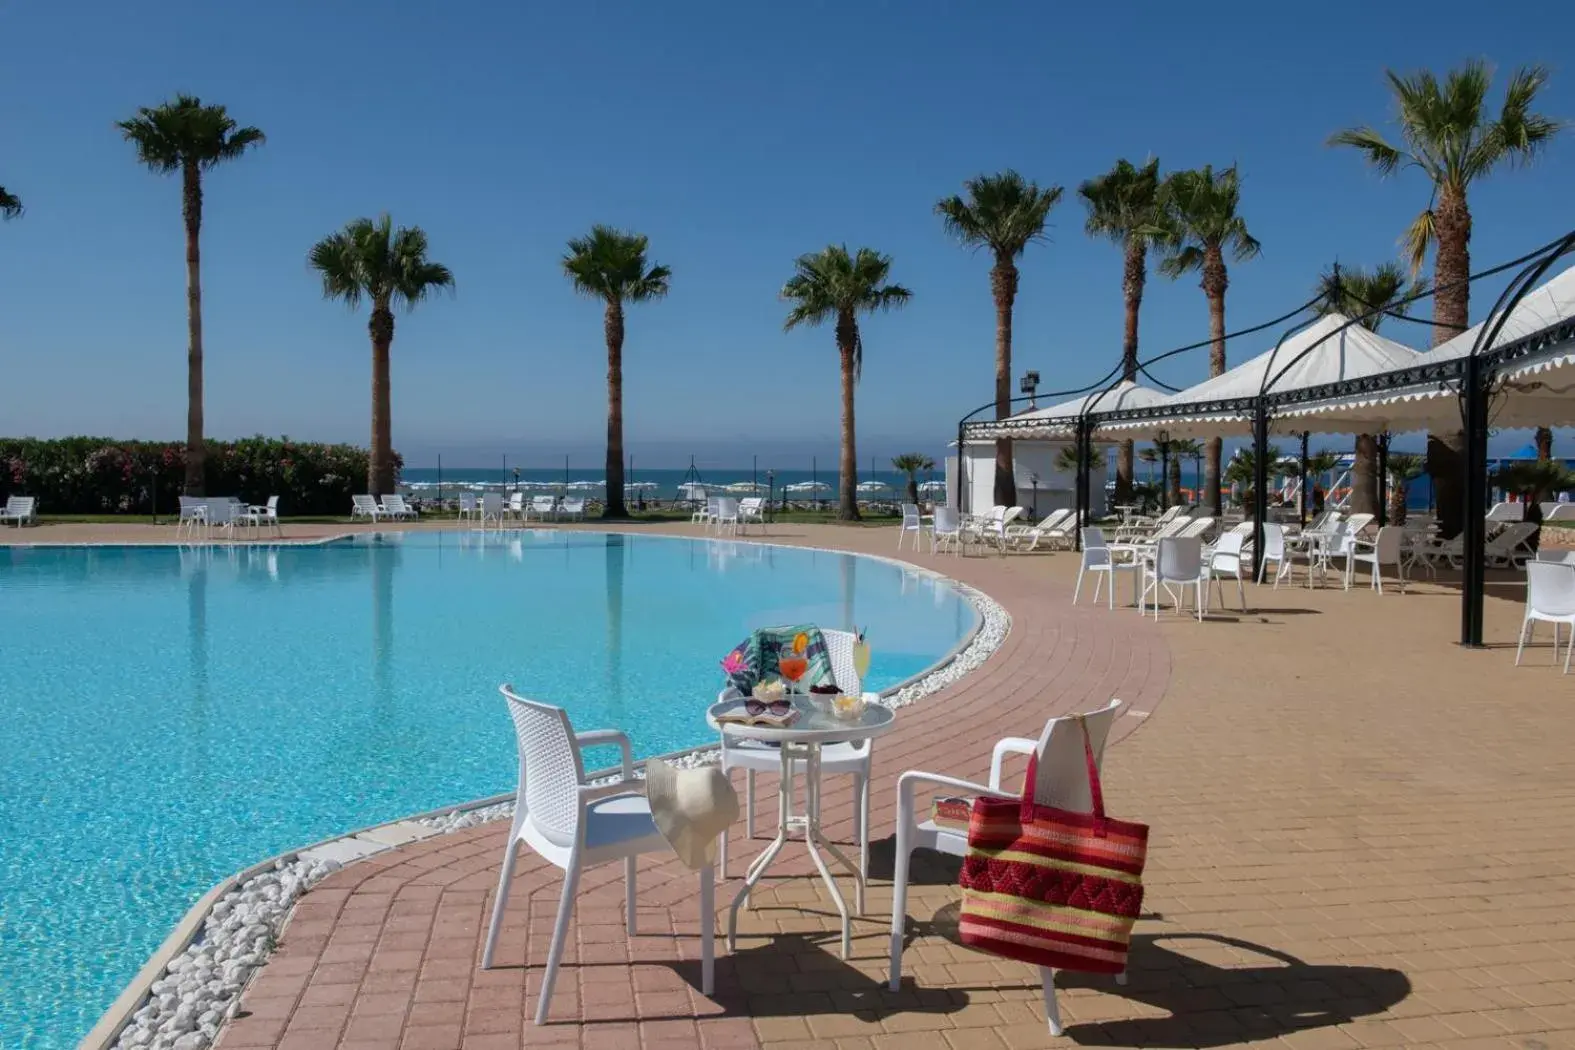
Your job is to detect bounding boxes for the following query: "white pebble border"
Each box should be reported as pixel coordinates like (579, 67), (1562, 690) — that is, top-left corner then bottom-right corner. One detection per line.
(97, 552), (1006, 1050)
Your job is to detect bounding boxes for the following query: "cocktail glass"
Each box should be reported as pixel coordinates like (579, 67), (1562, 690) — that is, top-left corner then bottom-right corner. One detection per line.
(777, 654), (809, 693)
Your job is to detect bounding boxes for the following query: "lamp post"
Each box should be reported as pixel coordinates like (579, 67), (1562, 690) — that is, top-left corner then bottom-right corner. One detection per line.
(1019, 370), (1040, 410)
(766, 469), (775, 524)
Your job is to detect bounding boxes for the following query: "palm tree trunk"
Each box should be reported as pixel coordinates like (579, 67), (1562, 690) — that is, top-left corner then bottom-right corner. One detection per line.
(368, 305), (395, 495)
(1114, 239), (1146, 504)
(1202, 248), (1228, 516)
(1536, 427), (1553, 461)
(182, 163), (206, 496)
(1350, 434), (1380, 515)
(603, 299), (628, 518)
(836, 311), (861, 522)
(1168, 456), (1182, 508)
(905, 476), (919, 505)
(1430, 186), (1472, 538)
(990, 255), (1018, 506)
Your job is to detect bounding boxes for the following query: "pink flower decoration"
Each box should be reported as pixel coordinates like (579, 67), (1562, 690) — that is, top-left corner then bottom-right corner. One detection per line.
(720, 650), (747, 676)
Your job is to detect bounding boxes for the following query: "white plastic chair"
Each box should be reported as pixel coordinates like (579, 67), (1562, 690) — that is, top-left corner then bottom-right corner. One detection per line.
(560, 497), (587, 521)
(897, 503), (924, 550)
(738, 498), (766, 532)
(690, 493), (712, 525)
(243, 496), (282, 537)
(1515, 562), (1575, 674)
(457, 493), (478, 522)
(1345, 526), (1407, 594)
(1073, 527), (1141, 609)
(716, 629), (873, 902)
(713, 498), (741, 535)
(508, 492), (527, 521)
(0, 495), (36, 528)
(888, 699), (1126, 1035)
(1257, 522), (1288, 586)
(931, 507), (963, 556)
(350, 494), (383, 521)
(482, 687), (715, 1022)
(206, 497), (238, 539)
(1202, 531), (1247, 611)
(530, 495), (558, 522)
(1140, 536), (1205, 621)
(177, 496), (208, 539)
(479, 492), (504, 528)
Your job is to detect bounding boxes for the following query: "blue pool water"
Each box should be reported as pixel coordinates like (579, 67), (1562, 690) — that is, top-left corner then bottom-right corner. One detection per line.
(0, 531), (976, 1049)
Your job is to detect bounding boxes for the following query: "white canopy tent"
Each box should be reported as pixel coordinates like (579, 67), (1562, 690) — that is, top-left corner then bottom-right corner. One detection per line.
(1100, 313), (1427, 440)
(1277, 265), (1575, 433)
(967, 380), (1171, 440)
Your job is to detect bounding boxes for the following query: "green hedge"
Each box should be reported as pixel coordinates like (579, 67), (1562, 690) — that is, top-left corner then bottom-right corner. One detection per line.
(0, 437), (398, 516)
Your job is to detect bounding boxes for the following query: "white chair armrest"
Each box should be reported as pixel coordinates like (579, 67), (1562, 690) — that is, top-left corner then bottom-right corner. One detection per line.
(578, 779), (643, 804)
(576, 728), (634, 779)
(988, 737), (1038, 790)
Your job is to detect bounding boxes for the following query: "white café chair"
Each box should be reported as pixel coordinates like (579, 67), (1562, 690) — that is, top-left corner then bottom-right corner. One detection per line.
(1516, 561), (1575, 674)
(1345, 525), (1407, 594)
(930, 506), (963, 556)
(457, 493), (478, 522)
(1202, 531), (1248, 611)
(690, 492), (712, 525)
(177, 496), (208, 539)
(713, 498), (741, 535)
(205, 497), (239, 539)
(483, 688), (715, 1023)
(508, 492), (527, 521)
(1073, 526), (1142, 609)
(897, 503), (924, 550)
(479, 492), (504, 528)
(888, 698), (1126, 1035)
(244, 496), (282, 537)
(1257, 522), (1288, 586)
(1140, 535), (1205, 621)
(717, 629), (873, 905)
(738, 497), (766, 532)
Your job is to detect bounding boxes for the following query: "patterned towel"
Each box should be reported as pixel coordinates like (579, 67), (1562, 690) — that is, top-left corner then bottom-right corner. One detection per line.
(722, 625), (836, 696)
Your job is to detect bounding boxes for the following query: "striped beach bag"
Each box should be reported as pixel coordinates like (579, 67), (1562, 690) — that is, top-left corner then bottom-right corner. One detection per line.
(957, 719), (1148, 974)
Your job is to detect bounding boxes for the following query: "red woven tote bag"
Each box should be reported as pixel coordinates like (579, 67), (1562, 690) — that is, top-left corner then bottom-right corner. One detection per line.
(958, 719), (1148, 974)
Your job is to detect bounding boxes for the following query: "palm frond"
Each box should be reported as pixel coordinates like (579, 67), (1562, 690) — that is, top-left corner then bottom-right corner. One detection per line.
(1157, 245), (1205, 279)
(1326, 127), (1406, 175)
(780, 243), (909, 376)
(1078, 157), (1164, 247)
(310, 214), (452, 311)
(562, 225), (669, 305)
(1314, 261), (1421, 331)
(936, 170), (1062, 258)
(1400, 208), (1436, 277)
(0, 185), (20, 220)
(1153, 165), (1258, 278)
(118, 94), (265, 175)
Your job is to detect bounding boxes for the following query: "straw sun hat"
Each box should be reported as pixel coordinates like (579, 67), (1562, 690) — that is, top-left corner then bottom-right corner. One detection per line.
(644, 759), (740, 870)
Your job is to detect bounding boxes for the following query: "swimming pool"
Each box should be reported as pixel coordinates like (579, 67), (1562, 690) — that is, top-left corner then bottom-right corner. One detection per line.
(0, 530), (977, 1048)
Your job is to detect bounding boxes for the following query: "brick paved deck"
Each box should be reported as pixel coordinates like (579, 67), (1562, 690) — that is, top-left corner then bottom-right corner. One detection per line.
(82, 521), (1575, 1050)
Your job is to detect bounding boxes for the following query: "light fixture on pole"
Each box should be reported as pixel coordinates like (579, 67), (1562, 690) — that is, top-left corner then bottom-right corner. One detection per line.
(1019, 370), (1040, 410)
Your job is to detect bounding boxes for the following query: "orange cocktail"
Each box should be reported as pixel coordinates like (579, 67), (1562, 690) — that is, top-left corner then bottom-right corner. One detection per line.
(777, 654), (809, 691)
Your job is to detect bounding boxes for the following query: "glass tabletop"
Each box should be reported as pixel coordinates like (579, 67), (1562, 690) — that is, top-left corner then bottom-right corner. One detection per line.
(706, 695), (896, 744)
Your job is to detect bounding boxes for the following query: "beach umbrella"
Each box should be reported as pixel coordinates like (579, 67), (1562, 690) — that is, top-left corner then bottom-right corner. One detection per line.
(918, 480), (946, 492)
(786, 481), (830, 493)
(724, 481), (758, 493)
(857, 480), (891, 493)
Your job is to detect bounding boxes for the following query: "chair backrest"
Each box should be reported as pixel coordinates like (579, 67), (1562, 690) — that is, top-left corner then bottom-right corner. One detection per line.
(820, 628), (863, 694)
(1261, 522), (1285, 558)
(705, 497), (721, 516)
(1227, 521), (1253, 536)
(563, 498), (585, 511)
(1490, 522), (1538, 550)
(1373, 526), (1404, 562)
(1153, 515), (1191, 540)
(1211, 531), (1244, 567)
(1030, 699), (1124, 812)
(1487, 501), (1525, 522)
(265, 495), (280, 513)
(499, 687), (586, 847)
(459, 493), (478, 510)
(1535, 548), (1575, 564)
(1178, 516), (1214, 539)
(353, 494), (378, 512)
(1000, 506), (1026, 532)
(933, 506), (959, 534)
(207, 499), (235, 525)
(509, 492), (526, 511)
(533, 495), (555, 511)
(741, 497), (763, 513)
(901, 503), (921, 527)
(482, 492), (504, 514)
(1527, 561), (1575, 616)
(383, 494), (407, 512)
(1154, 506), (1184, 526)
(6, 496), (35, 515)
(1035, 508), (1070, 531)
(1081, 525), (1108, 551)
(717, 497), (739, 518)
(1345, 512), (1375, 537)
(1156, 536), (1203, 582)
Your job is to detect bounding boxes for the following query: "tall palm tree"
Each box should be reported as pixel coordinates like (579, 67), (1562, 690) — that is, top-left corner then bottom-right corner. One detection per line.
(1224, 443), (1284, 512)
(1154, 165), (1260, 517)
(119, 95), (265, 496)
(1331, 61), (1562, 537)
(936, 171), (1063, 506)
(309, 215), (454, 495)
(1313, 262), (1426, 518)
(891, 453), (935, 505)
(1079, 158), (1163, 502)
(1168, 438), (1205, 504)
(782, 245), (912, 521)
(1304, 448), (1343, 515)
(0, 185), (20, 220)
(563, 226), (671, 518)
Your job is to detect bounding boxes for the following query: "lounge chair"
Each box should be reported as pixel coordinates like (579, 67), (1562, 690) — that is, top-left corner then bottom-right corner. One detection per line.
(380, 494), (417, 521)
(1486, 522), (1539, 568)
(528, 495), (557, 522)
(0, 496), (36, 528)
(350, 494), (383, 521)
(1005, 508), (1072, 551)
(888, 699), (1126, 1035)
(560, 497), (587, 521)
(1115, 504), (1185, 542)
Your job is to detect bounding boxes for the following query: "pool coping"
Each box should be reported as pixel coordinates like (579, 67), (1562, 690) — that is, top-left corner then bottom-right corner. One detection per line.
(75, 529), (999, 1050)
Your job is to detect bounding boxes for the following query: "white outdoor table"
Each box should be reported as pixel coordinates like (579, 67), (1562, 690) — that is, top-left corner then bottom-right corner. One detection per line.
(707, 696), (896, 959)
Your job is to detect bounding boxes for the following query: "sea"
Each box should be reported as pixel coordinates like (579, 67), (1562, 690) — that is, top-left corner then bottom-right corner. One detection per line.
(397, 466), (926, 502)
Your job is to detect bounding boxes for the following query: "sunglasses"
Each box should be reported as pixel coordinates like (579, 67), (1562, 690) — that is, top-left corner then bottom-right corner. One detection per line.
(744, 698), (792, 716)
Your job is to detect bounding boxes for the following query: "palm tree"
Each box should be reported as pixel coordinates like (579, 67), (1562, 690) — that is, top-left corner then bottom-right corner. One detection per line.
(1385, 452), (1426, 526)
(1331, 61), (1562, 537)
(782, 245), (912, 521)
(891, 453), (935, 505)
(119, 95), (265, 496)
(1313, 262), (1427, 519)
(1052, 444), (1106, 475)
(1224, 444), (1283, 513)
(936, 171), (1063, 506)
(1138, 446), (1158, 485)
(309, 215), (454, 495)
(563, 226), (671, 518)
(1154, 165), (1260, 517)
(1303, 448), (1343, 515)
(1168, 438), (1205, 504)
(1079, 158), (1163, 502)
(0, 185), (20, 220)
(1493, 460), (1574, 545)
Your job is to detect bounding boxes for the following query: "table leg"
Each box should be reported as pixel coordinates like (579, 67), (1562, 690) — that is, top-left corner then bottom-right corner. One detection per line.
(799, 745), (855, 958)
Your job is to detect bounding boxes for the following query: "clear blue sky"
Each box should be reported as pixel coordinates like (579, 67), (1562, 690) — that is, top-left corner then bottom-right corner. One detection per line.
(2, 1), (1572, 468)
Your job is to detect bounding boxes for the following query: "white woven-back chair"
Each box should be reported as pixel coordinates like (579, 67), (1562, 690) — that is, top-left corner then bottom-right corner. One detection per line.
(1073, 527), (1141, 609)
(897, 503), (924, 550)
(1345, 526), (1407, 594)
(206, 497), (238, 539)
(1257, 522), (1288, 585)
(931, 507), (963, 556)
(717, 629), (872, 908)
(483, 688), (715, 1022)
(177, 496), (208, 539)
(1203, 531), (1247, 611)
(1141, 536), (1205, 621)
(508, 492), (527, 521)
(1516, 562), (1575, 674)
(244, 496), (282, 537)
(738, 497), (766, 532)
(714, 498), (741, 535)
(888, 699), (1126, 1034)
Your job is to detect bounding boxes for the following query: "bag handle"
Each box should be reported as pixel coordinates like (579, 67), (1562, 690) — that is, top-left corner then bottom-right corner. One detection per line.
(1020, 715), (1107, 828)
